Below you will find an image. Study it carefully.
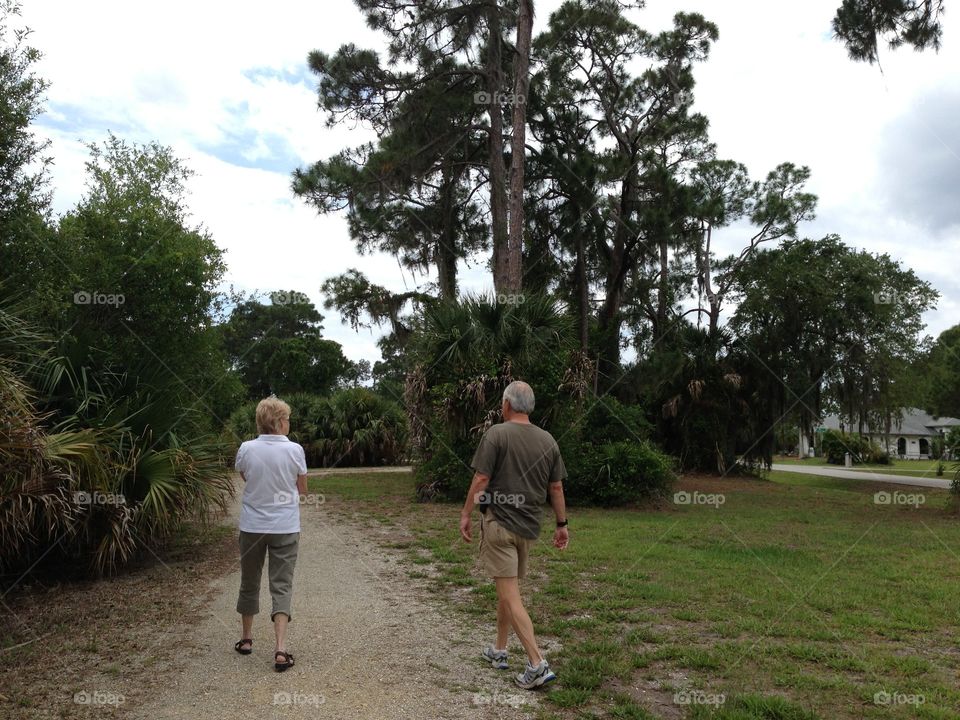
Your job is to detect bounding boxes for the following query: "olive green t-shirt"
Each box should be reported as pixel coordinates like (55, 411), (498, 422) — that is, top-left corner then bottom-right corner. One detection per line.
(470, 421), (566, 540)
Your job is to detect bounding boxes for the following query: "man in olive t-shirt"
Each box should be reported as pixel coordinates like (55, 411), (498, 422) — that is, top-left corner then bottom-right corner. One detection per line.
(460, 381), (569, 690)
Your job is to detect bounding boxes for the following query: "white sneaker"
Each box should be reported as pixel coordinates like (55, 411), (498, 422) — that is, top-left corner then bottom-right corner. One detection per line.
(515, 659), (556, 689)
(481, 645), (509, 670)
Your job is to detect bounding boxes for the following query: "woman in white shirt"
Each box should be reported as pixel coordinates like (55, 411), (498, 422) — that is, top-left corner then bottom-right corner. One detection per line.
(233, 396), (307, 672)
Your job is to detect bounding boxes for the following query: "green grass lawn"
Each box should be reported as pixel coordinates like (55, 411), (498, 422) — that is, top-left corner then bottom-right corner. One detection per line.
(310, 470), (960, 719)
(774, 456), (832, 466)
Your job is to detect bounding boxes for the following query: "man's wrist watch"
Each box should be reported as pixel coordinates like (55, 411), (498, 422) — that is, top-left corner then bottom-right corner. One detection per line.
(556, 519), (568, 528)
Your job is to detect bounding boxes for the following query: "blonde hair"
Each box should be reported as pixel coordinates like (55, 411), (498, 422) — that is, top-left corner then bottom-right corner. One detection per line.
(256, 396), (291, 435)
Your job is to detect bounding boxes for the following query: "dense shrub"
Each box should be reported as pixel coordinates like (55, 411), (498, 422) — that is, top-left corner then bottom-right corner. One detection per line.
(406, 295), (677, 505)
(412, 395), (674, 507)
(226, 388), (407, 468)
(820, 429), (889, 465)
(564, 440), (675, 506)
(952, 462), (960, 513)
(413, 437), (476, 502)
(1, 302), (233, 576)
(415, 422), (675, 507)
(946, 427), (960, 459)
(931, 435), (945, 460)
(580, 398), (653, 446)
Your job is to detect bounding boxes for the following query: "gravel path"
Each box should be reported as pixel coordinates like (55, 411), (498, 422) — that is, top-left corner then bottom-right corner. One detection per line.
(130, 489), (538, 720)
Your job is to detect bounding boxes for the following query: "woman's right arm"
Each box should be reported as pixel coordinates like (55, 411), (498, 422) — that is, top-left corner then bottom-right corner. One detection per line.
(235, 443), (248, 483)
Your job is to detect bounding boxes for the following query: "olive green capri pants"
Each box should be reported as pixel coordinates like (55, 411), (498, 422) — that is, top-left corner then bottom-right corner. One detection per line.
(236, 531), (299, 621)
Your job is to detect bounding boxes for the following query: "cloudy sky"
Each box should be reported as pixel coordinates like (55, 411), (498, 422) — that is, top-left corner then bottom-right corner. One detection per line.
(21, 0), (960, 364)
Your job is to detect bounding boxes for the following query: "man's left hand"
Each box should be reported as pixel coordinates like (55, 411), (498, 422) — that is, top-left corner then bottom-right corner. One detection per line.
(460, 513), (472, 543)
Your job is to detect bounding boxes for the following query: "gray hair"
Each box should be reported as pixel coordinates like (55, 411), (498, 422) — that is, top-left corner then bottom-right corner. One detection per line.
(503, 381), (535, 415)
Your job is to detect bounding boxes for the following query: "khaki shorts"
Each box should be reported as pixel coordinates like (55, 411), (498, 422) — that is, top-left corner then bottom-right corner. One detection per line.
(479, 511), (533, 579)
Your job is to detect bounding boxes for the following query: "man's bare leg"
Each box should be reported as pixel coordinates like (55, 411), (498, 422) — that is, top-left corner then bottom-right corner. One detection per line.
(495, 576), (543, 665)
(496, 594), (510, 650)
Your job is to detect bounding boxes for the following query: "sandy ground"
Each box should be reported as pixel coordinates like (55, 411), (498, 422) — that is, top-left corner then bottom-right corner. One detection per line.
(128, 488), (539, 720)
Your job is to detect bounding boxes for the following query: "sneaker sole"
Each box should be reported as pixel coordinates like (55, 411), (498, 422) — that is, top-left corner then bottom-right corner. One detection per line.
(516, 671), (556, 689)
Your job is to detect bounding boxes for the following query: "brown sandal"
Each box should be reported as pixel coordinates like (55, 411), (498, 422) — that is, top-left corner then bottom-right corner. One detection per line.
(274, 650), (295, 672)
(234, 639), (253, 655)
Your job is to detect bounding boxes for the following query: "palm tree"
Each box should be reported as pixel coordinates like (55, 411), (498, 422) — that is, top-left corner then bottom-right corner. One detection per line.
(0, 292), (233, 575)
(406, 293), (578, 498)
(657, 325), (747, 473)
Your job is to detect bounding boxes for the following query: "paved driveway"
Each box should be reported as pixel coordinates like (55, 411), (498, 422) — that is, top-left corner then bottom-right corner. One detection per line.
(771, 463), (951, 489)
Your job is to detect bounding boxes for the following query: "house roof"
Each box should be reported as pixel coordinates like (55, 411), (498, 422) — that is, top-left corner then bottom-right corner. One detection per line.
(820, 408), (960, 437)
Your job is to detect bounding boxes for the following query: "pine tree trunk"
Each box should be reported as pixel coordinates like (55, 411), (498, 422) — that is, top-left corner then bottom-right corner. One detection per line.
(505, 0), (533, 293)
(486, 2), (509, 294)
(437, 162), (458, 301)
(656, 235), (669, 339)
(596, 162), (637, 385)
(575, 231), (588, 350)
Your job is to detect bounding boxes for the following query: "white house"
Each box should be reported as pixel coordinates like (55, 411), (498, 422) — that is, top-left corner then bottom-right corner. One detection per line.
(815, 408), (960, 460)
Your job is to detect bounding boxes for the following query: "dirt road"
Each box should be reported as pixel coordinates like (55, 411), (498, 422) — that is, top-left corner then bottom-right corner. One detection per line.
(130, 493), (537, 719)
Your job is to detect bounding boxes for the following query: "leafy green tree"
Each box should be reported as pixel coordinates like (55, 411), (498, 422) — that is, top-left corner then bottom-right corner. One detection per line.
(689, 160), (817, 337)
(528, 3), (719, 380)
(320, 268), (428, 343)
(0, 11), (238, 574)
(731, 235), (938, 454)
(297, 0), (539, 295)
(919, 324), (960, 418)
(0, 1), (49, 218)
(1, 267), (233, 577)
(833, 0), (945, 64)
(946, 425), (960, 457)
(319, 268), (431, 397)
(56, 135), (228, 385)
(294, 59), (488, 300)
(226, 388), (407, 466)
(222, 292), (352, 399)
(526, 2), (817, 387)
(0, 1), (53, 294)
